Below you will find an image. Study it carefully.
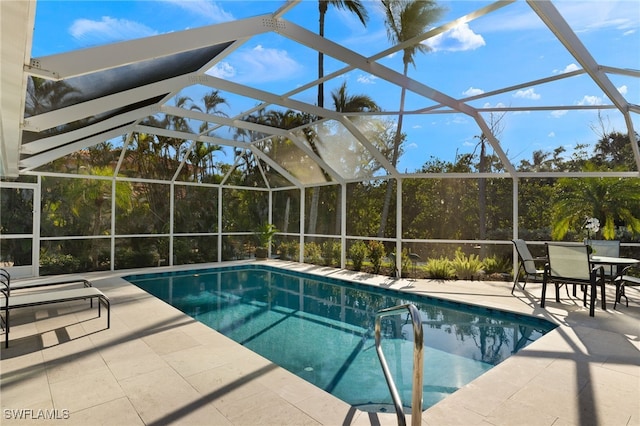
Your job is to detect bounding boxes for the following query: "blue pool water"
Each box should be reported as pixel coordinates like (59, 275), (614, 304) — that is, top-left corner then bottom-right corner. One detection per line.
(125, 265), (556, 412)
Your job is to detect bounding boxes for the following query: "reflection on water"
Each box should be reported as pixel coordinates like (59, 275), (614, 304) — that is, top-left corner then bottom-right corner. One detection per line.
(127, 266), (555, 411)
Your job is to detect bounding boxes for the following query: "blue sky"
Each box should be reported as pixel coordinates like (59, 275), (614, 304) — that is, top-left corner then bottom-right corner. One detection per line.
(31, 0), (640, 173)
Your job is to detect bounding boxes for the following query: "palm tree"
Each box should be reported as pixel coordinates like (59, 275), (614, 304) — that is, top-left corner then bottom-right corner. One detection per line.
(329, 81), (380, 233)
(24, 76), (81, 117)
(331, 81), (380, 113)
(378, 0), (444, 237)
(191, 90), (228, 181)
(317, 0), (368, 108)
(551, 162), (640, 240)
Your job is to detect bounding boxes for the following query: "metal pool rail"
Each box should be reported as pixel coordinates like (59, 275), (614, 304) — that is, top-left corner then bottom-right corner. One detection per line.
(375, 304), (424, 426)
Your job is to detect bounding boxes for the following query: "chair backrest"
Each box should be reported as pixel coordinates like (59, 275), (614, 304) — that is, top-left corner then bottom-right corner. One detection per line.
(587, 240), (620, 257)
(513, 239), (539, 274)
(546, 243), (591, 280)
(0, 268), (9, 302)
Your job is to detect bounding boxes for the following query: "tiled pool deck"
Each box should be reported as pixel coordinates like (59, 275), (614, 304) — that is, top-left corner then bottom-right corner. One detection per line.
(1, 260), (638, 425)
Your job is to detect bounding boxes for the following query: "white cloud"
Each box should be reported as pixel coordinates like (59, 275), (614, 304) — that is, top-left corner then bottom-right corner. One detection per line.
(161, 0), (234, 23)
(463, 87), (484, 97)
(513, 88), (541, 100)
(551, 110), (568, 118)
(209, 45), (302, 84)
(577, 95), (603, 106)
(357, 74), (378, 84)
(69, 17), (157, 43)
(555, 63), (580, 74)
(208, 62), (235, 79)
(477, 1), (640, 34)
(555, 1), (640, 33)
(425, 23), (485, 52)
(481, 102), (507, 108)
(618, 85), (628, 95)
(548, 131), (555, 137)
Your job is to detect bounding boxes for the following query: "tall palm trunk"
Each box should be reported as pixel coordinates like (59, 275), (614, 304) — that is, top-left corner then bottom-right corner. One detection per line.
(378, 62), (408, 237)
(478, 141), (487, 258)
(318, 1), (328, 109)
(309, 1), (329, 235)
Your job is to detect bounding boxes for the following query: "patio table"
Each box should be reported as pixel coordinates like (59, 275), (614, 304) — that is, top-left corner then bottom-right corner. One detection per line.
(590, 255), (640, 308)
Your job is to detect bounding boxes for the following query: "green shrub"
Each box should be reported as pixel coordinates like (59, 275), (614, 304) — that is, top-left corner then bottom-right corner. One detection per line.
(278, 240), (300, 261)
(424, 257), (454, 279)
(389, 249), (412, 277)
(482, 255), (512, 275)
(39, 252), (81, 275)
(368, 240), (386, 274)
(322, 240), (341, 266)
(115, 246), (159, 269)
(451, 248), (483, 279)
(348, 241), (368, 271)
(304, 242), (323, 265)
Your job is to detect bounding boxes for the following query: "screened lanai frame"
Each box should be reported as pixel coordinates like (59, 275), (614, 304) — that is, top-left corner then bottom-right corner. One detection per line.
(1, 0), (639, 277)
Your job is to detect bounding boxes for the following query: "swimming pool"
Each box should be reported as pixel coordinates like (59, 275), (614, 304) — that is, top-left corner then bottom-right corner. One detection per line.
(125, 264), (556, 412)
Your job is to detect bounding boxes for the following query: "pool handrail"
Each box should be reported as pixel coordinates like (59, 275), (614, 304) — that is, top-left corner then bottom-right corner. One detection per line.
(375, 303), (424, 426)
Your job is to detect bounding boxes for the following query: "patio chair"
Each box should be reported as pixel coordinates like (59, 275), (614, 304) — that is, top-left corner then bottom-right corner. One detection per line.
(541, 243), (606, 317)
(585, 240), (620, 277)
(613, 266), (640, 308)
(511, 239), (546, 294)
(0, 270), (110, 348)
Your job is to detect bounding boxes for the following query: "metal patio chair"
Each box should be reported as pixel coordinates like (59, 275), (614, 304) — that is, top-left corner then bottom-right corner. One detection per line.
(613, 266), (640, 308)
(511, 239), (546, 294)
(585, 239), (620, 277)
(541, 243), (606, 317)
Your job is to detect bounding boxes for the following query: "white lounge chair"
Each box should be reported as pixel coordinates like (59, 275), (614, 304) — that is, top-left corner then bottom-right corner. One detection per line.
(0, 270), (109, 348)
(10, 273), (92, 291)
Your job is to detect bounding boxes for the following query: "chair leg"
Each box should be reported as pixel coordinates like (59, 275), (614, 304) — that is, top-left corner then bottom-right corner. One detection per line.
(4, 309), (9, 348)
(620, 284), (629, 307)
(511, 268), (522, 294)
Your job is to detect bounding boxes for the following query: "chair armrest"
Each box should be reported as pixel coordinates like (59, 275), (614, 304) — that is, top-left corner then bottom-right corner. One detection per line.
(618, 265), (638, 276)
(591, 265), (605, 279)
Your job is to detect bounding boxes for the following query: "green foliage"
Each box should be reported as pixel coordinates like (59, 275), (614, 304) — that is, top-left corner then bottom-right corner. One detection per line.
(389, 249), (412, 277)
(451, 249), (484, 279)
(321, 240), (341, 266)
(367, 240), (386, 274)
(115, 246), (160, 269)
(255, 223), (278, 248)
(482, 255), (512, 275)
(39, 252), (81, 275)
(278, 240), (300, 261)
(424, 257), (454, 279)
(551, 161), (640, 240)
(348, 241), (368, 271)
(304, 242), (323, 265)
